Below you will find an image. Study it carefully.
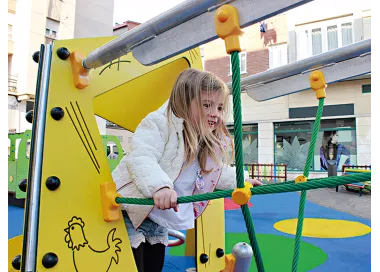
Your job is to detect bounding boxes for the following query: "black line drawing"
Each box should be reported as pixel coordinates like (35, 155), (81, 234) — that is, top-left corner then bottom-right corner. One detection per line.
(99, 58), (131, 75)
(66, 106), (100, 174)
(64, 216), (122, 272)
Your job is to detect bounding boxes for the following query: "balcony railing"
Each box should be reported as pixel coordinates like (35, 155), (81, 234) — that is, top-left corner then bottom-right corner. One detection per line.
(8, 74), (17, 92)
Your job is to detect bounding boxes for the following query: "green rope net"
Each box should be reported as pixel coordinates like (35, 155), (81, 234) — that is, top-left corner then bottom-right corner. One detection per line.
(292, 98), (324, 272)
(230, 51), (265, 271)
(116, 173), (371, 205)
(115, 53), (372, 271)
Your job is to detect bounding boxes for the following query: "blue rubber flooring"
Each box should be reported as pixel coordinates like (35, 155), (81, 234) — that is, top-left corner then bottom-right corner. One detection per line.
(8, 191), (371, 271)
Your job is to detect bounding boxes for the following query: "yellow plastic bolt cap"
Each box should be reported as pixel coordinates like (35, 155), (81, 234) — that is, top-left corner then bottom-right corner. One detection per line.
(312, 74), (320, 81)
(309, 70), (327, 99)
(295, 175), (308, 183)
(232, 182), (253, 206)
(217, 9), (229, 22)
(214, 5), (244, 54)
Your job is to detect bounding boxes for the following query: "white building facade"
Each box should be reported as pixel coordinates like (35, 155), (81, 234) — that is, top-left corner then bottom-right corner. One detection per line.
(230, 0), (371, 178)
(8, 0), (115, 135)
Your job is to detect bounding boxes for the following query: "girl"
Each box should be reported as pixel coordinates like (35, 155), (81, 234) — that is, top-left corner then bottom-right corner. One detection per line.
(320, 130), (350, 170)
(112, 68), (261, 271)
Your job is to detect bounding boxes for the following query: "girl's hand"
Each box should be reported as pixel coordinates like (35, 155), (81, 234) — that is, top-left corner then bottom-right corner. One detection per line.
(245, 179), (263, 187)
(152, 187), (179, 212)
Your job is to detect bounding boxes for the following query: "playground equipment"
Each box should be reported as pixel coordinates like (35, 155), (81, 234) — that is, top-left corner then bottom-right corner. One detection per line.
(337, 165), (371, 197)
(9, 0), (371, 271)
(228, 38), (371, 102)
(8, 130), (31, 201)
(8, 133), (123, 204)
(243, 163), (288, 182)
(101, 135), (124, 172)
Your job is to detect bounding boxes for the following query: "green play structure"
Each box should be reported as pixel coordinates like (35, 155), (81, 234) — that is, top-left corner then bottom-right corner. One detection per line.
(101, 134), (124, 173)
(8, 130), (31, 200)
(8, 131), (124, 201)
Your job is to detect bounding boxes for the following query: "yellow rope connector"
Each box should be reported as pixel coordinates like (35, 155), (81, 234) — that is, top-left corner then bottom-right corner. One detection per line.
(214, 4), (244, 54)
(100, 182), (122, 222)
(309, 70), (327, 99)
(295, 175), (308, 184)
(70, 51), (90, 89)
(232, 181), (253, 206)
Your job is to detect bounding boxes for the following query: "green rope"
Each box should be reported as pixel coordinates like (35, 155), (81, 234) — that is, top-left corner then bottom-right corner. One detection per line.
(116, 173), (371, 205)
(231, 51), (265, 272)
(303, 99), (325, 178)
(231, 51), (245, 190)
(292, 98), (325, 272)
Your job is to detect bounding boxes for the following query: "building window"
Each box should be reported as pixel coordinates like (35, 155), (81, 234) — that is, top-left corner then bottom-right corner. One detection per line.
(45, 28), (58, 44)
(296, 16), (354, 60)
(296, 30), (310, 60)
(240, 52), (247, 73)
(8, 24), (13, 40)
(311, 28), (322, 55)
(229, 51), (247, 75)
(362, 84), (371, 94)
(269, 44), (288, 69)
(46, 28), (57, 39)
(45, 18), (59, 44)
(274, 118), (356, 171)
(227, 124), (258, 164)
(327, 25), (338, 51)
(363, 17), (371, 39)
(341, 22), (353, 46)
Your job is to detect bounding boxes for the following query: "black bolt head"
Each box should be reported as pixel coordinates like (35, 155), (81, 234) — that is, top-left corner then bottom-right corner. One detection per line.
(19, 179), (27, 192)
(199, 253), (209, 264)
(57, 47), (70, 60)
(12, 255), (21, 270)
(25, 110), (33, 123)
(46, 176), (61, 191)
(50, 107), (64, 121)
(42, 252), (58, 268)
(32, 51), (40, 63)
(216, 248), (224, 258)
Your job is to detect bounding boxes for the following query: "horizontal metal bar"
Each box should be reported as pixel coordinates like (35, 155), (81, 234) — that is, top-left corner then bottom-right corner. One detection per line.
(132, 0), (313, 65)
(83, 0), (227, 69)
(227, 38), (371, 92)
(245, 46), (371, 101)
(83, 0), (313, 68)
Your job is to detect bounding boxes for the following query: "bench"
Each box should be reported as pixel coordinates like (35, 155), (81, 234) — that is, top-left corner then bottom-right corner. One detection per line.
(336, 166), (371, 197)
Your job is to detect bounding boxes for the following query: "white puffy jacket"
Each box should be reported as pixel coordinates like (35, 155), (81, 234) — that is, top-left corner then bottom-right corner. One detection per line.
(112, 102), (242, 229)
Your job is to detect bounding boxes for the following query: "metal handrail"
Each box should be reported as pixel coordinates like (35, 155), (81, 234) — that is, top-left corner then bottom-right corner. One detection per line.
(82, 0), (225, 69)
(82, 0), (313, 69)
(226, 38), (371, 91)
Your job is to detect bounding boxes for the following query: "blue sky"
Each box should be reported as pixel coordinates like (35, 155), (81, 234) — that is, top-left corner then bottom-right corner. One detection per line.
(113, 0), (186, 25)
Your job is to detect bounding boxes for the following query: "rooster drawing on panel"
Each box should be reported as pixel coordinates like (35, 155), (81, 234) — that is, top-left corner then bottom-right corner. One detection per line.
(64, 216), (122, 272)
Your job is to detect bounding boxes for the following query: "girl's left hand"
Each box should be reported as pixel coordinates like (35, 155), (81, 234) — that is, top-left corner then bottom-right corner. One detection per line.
(245, 179), (263, 187)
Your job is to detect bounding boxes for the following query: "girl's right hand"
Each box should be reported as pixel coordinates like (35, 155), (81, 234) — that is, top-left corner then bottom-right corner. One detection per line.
(152, 188), (179, 212)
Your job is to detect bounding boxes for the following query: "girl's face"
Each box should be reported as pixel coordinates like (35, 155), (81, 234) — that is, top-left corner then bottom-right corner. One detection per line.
(331, 133), (339, 144)
(190, 91), (224, 132)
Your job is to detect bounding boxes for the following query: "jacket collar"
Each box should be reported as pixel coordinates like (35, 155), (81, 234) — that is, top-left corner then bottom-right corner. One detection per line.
(157, 101), (184, 133)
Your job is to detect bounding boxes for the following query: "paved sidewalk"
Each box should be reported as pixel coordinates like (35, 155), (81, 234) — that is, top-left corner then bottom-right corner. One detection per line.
(301, 186), (371, 219)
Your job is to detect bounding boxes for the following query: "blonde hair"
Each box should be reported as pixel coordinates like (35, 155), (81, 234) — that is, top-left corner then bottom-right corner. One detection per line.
(167, 68), (234, 173)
